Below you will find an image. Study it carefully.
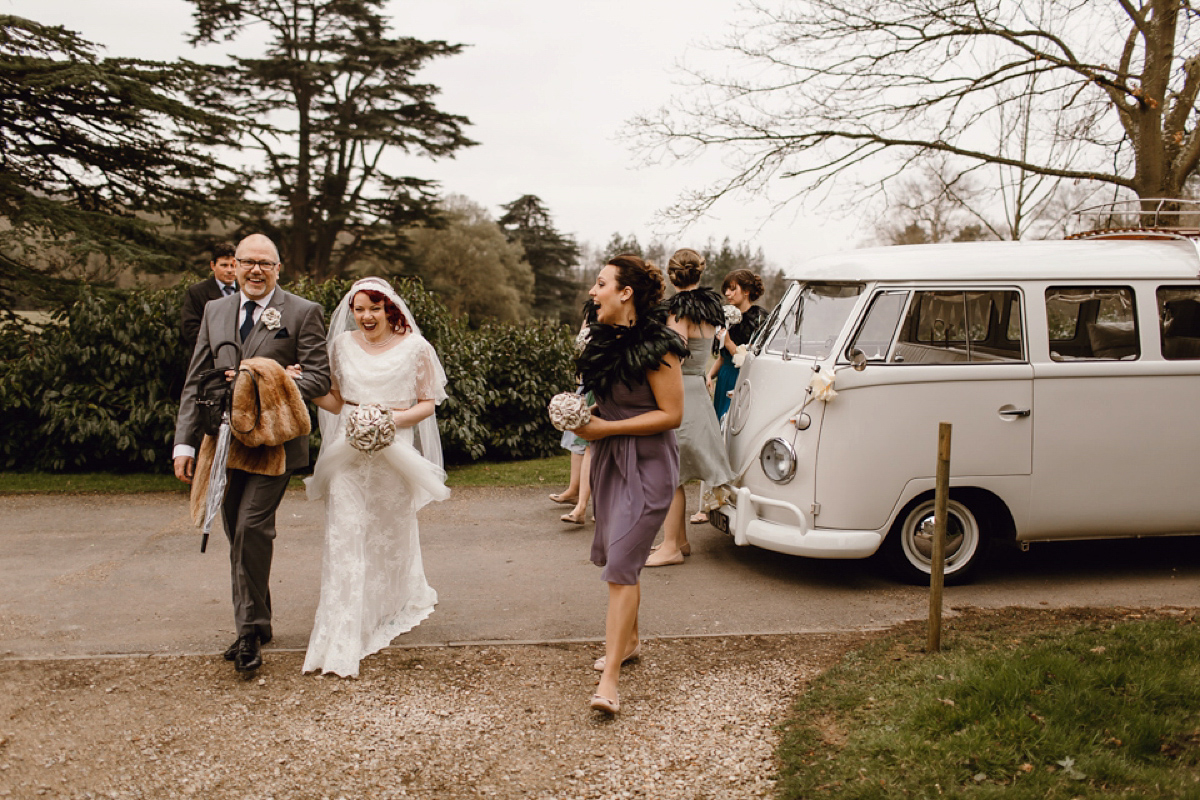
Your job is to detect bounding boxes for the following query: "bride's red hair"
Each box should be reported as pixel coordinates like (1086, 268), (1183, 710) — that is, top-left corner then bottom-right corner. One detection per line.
(351, 289), (411, 334)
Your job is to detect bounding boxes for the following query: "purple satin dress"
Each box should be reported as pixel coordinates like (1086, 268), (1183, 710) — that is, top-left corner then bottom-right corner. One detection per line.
(589, 378), (679, 585)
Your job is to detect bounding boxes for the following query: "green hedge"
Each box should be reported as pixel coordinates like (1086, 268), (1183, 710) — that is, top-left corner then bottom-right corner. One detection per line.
(0, 279), (576, 471)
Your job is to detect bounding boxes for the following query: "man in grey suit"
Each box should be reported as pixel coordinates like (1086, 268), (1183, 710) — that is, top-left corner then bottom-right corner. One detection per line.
(173, 233), (330, 673)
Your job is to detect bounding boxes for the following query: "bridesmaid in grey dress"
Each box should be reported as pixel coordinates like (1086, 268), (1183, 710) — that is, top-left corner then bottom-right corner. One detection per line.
(574, 254), (686, 715)
(645, 248), (737, 567)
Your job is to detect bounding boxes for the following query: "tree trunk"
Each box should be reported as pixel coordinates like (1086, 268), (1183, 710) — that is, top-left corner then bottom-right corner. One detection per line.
(291, 85), (313, 277)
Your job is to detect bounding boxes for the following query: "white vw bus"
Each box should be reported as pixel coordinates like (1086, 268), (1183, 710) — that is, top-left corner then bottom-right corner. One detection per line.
(711, 232), (1200, 583)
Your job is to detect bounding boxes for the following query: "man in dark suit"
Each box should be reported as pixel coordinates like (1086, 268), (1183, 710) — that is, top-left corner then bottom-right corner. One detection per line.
(181, 242), (239, 353)
(173, 233), (330, 673)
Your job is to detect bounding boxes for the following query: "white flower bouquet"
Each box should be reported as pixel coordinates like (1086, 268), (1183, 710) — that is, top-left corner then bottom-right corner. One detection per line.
(574, 327), (591, 352)
(723, 305), (743, 327)
(345, 403), (396, 453)
(547, 392), (592, 431)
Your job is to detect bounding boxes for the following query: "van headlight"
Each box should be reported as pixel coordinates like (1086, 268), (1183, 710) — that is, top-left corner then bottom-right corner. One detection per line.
(760, 438), (797, 484)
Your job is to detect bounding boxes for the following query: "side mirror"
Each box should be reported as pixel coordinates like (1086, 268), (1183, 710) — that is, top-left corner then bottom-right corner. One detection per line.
(850, 348), (868, 371)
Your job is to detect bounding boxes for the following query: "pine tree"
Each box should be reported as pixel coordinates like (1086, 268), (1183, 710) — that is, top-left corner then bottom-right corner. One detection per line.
(0, 15), (225, 308)
(498, 195), (581, 323)
(187, 0), (475, 277)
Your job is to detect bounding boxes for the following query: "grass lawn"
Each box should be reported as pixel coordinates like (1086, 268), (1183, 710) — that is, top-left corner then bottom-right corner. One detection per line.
(0, 454), (573, 494)
(777, 608), (1200, 799)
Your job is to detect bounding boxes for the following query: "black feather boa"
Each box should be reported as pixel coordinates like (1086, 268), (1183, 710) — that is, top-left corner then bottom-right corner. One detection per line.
(666, 286), (725, 328)
(728, 304), (769, 346)
(577, 310), (689, 399)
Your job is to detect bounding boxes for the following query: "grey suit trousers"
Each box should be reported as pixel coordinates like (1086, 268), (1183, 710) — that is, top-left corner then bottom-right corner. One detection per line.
(222, 469), (292, 640)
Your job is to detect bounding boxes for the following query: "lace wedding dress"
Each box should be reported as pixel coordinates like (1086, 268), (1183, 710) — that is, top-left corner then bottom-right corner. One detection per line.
(302, 331), (449, 677)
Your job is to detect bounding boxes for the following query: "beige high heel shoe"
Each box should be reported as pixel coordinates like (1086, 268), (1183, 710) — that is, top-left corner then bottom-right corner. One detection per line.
(593, 642), (641, 671)
(650, 542), (691, 556)
(589, 692), (619, 714)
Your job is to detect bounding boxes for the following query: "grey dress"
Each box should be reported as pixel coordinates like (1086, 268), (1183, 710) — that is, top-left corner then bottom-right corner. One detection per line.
(678, 337), (736, 487)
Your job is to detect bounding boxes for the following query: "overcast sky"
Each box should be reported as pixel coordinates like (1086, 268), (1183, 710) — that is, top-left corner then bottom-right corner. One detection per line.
(6, 0), (861, 272)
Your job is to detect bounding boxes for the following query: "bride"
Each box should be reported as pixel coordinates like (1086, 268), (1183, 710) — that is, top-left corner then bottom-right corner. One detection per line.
(300, 276), (450, 678)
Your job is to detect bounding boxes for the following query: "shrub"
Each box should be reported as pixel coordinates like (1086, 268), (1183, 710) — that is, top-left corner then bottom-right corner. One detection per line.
(0, 286), (191, 471)
(470, 321), (576, 461)
(0, 278), (577, 471)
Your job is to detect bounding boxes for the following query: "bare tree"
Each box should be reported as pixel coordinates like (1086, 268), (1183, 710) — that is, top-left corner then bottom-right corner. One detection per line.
(877, 153), (1107, 243)
(633, 0), (1200, 224)
(874, 161), (985, 244)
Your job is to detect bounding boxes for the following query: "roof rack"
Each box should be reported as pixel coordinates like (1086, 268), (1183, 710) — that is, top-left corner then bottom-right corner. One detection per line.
(1069, 198), (1200, 240)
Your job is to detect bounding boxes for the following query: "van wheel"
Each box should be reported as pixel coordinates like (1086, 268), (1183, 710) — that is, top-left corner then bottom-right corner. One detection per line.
(881, 496), (987, 585)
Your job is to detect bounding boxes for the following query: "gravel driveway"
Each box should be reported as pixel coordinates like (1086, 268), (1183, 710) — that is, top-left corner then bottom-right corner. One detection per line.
(0, 633), (866, 799)
(5, 486), (1199, 798)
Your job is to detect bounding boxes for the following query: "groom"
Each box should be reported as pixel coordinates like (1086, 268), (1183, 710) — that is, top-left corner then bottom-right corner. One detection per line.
(173, 233), (330, 673)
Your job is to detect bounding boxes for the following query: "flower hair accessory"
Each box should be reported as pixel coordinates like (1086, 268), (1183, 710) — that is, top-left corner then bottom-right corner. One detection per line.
(345, 403), (396, 453)
(547, 392), (591, 431)
(261, 307), (282, 331)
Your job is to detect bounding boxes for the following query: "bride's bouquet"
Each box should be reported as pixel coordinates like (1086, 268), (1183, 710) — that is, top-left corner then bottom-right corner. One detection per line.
(547, 392), (591, 432)
(345, 403), (396, 453)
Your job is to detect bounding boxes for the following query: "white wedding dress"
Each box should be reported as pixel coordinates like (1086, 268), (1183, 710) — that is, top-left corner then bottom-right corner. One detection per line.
(302, 331), (450, 677)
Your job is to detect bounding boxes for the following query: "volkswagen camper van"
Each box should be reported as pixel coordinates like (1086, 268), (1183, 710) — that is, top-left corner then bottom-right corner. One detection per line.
(711, 231), (1200, 583)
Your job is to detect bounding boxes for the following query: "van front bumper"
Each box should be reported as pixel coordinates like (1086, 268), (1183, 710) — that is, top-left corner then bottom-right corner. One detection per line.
(714, 486), (883, 559)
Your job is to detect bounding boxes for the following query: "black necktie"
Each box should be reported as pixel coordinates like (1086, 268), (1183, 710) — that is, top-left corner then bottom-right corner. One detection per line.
(223, 284), (235, 296)
(240, 300), (257, 341)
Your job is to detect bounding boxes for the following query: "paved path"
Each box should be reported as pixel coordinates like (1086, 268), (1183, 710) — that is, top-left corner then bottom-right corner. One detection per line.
(2, 485), (1198, 660)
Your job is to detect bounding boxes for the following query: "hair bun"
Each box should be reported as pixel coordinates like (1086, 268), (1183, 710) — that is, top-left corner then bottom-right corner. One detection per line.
(645, 263), (666, 307)
(667, 248), (705, 288)
(607, 254), (666, 315)
(723, 268), (766, 302)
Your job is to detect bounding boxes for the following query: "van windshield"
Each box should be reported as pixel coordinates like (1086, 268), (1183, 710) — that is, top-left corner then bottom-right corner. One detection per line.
(763, 282), (864, 360)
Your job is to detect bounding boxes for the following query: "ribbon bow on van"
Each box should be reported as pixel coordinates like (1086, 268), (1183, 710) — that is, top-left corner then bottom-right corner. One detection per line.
(809, 366), (838, 402)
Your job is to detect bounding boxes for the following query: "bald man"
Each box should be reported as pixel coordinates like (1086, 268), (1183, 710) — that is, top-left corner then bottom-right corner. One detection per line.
(173, 233), (330, 673)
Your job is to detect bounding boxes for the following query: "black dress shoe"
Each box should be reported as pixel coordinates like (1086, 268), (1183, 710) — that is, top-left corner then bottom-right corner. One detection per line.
(234, 632), (262, 672)
(224, 631), (270, 661)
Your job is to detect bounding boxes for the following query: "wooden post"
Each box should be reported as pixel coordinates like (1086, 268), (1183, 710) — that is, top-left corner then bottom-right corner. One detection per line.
(928, 422), (952, 652)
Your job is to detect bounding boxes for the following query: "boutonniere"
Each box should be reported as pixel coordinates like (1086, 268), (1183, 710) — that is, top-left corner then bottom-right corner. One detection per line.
(261, 308), (282, 331)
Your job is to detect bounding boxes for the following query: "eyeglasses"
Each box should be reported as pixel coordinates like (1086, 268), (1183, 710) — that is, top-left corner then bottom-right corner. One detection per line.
(237, 259), (279, 270)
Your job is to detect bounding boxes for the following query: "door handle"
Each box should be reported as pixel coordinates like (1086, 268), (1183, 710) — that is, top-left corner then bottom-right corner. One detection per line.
(999, 408), (1030, 417)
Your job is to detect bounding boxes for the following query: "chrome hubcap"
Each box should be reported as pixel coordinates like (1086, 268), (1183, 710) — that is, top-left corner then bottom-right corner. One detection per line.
(913, 514), (964, 560)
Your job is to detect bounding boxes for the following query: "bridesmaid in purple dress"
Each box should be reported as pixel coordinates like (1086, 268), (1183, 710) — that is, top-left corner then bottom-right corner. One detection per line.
(573, 254), (686, 715)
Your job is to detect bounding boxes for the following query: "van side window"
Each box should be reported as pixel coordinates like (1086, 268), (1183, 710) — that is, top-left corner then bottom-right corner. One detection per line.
(848, 291), (907, 361)
(890, 290), (1024, 364)
(1157, 286), (1200, 360)
(1046, 287), (1138, 361)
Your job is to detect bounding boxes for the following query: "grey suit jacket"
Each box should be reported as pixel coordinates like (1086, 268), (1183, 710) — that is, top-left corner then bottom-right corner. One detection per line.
(175, 289), (331, 471)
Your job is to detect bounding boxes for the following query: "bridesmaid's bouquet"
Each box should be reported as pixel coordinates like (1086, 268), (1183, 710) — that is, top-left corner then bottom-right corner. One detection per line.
(345, 403), (396, 453)
(574, 327), (591, 352)
(723, 304), (743, 327)
(547, 392), (592, 432)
